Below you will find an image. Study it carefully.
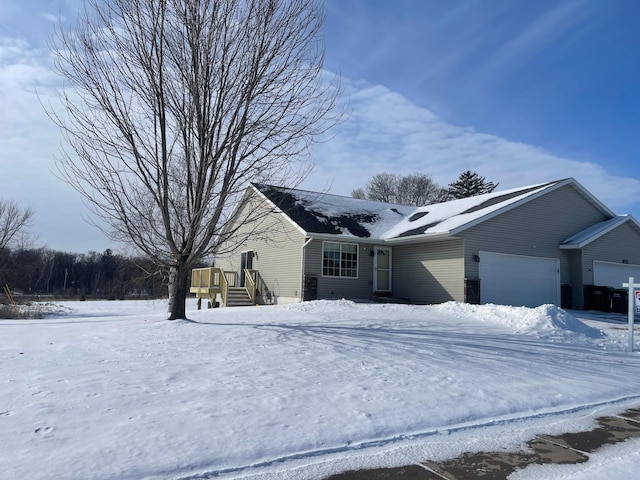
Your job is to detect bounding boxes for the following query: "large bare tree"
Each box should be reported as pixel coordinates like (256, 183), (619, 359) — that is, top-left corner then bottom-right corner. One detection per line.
(0, 200), (34, 250)
(352, 173), (450, 206)
(49, 0), (340, 319)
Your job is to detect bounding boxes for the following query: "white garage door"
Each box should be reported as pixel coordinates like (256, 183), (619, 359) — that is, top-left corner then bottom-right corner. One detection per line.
(593, 261), (640, 288)
(479, 251), (560, 307)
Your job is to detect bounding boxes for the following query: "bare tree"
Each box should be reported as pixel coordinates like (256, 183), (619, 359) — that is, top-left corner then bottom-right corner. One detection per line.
(352, 173), (449, 206)
(49, 0), (340, 319)
(397, 174), (450, 205)
(350, 187), (367, 200)
(0, 200), (34, 250)
(364, 173), (399, 203)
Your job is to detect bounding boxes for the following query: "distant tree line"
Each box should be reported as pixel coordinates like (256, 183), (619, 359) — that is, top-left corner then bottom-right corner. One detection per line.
(0, 247), (170, 299)
(352, 170), (499, 206)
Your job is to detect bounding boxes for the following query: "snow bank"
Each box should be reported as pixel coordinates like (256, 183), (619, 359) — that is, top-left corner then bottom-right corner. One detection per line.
(288, 300), (604, 343)
(431, 302), (603, 340)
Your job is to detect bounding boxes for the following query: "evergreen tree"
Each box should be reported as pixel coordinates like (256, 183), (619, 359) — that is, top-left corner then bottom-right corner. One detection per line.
(448, 171), (499, 199)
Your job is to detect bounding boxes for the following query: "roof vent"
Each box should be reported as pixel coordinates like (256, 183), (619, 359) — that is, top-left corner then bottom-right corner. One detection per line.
(409, 211), (428, 222)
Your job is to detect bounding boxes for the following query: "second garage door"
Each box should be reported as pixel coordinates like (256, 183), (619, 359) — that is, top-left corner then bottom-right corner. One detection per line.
(479, 251), (560, 307)
(593, 261), (640, 288)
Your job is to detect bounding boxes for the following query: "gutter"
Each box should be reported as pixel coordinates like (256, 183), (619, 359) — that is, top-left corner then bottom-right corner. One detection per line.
(300, 236), (314, 302)
(304, 233), (381, 244)
(384, 231), (453, 245)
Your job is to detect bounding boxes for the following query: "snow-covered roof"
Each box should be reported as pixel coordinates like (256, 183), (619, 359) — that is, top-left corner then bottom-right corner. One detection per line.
(252, 184), (414, 239)
(561, 215), (640, 249)
(252, 178), (613, 242)
(381, 180), (561, 240)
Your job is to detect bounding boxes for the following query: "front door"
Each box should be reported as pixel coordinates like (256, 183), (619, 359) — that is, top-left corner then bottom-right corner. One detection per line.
(240, 250), (254, 287)
(373, 246), (392, 293)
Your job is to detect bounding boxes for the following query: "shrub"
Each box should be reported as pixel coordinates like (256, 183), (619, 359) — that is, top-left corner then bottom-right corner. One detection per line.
(0, 302), (69, 320)
(0, 304), (21, 319)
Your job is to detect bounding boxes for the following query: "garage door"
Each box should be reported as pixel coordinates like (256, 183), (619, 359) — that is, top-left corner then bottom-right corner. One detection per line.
(593, 261), (640, 288)
(479, 251), (560, 307)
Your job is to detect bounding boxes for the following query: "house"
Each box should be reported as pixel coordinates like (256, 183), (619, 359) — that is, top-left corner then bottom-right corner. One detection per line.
(193, 178), (640, 310)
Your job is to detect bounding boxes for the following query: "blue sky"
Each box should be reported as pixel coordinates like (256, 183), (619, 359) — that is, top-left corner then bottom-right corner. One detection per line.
(1, 0), (639, 252)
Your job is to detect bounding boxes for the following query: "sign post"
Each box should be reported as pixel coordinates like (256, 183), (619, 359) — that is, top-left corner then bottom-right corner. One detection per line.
(622, 277), (640, 352)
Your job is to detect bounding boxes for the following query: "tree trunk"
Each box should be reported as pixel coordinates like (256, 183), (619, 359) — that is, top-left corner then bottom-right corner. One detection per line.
(167, 261), (189, 320)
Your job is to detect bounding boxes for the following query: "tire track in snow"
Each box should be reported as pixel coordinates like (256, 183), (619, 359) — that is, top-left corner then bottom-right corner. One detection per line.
(171, 395), (640, 479)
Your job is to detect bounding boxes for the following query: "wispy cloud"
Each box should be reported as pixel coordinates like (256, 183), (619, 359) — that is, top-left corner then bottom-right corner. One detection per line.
(478, 0), (591, 82)
(41, 12), (65, 24)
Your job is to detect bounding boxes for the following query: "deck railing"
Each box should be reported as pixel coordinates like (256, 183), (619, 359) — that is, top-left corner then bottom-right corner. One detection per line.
(220, 269), (229, 307)
(190, 267), (258, 307)
(225, 270), (237, 287)
(244, 269), (257, 304)
(190, 267), (219, 290)
(190, 267), (234, 306)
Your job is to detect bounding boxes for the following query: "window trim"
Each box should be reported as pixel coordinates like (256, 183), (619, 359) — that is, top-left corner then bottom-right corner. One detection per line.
(321, 241), (359, 279)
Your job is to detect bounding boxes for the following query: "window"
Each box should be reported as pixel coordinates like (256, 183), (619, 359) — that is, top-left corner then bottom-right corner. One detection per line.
(323, 242), (358, 278)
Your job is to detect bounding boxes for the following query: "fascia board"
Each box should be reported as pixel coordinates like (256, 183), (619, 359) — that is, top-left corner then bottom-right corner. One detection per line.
(384, 231), (453, 245)
(558, 244), (581, 250)
(304, 233), (381, 244)
(310, 232), (454, 245)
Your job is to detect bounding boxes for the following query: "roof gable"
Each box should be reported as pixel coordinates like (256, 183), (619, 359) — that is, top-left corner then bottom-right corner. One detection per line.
(561, 215), (640, 249)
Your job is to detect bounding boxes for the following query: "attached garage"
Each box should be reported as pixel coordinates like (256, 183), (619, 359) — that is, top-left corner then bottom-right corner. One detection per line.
(479, 251), (560, 307)
(593, 261), (640, 289)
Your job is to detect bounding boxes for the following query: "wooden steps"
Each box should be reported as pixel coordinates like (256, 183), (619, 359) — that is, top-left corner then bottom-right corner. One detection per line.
(226, 287), (253, 307)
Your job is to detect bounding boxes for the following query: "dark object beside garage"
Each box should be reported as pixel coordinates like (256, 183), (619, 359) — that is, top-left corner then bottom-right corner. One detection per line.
(561, 284), (573, 309)
(304, 275), (318, 301)
(611, 289), (629, 314)
(583, 285), (612, 312)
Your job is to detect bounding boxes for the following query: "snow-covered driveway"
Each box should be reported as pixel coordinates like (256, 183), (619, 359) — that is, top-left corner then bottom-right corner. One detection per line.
(2, 299), (640, 479)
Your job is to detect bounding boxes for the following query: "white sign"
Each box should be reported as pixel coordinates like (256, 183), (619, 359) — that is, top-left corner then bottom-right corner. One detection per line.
(622, 277), (640, 352)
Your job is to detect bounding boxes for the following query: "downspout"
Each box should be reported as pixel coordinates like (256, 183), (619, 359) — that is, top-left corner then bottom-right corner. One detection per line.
(300, 237), (313, 302)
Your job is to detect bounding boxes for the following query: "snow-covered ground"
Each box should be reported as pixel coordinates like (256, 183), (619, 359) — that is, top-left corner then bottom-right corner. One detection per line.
(2, 299), (640, 479)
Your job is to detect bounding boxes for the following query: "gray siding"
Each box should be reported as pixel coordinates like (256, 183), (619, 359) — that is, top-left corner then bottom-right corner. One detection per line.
(215, 193), (305, 304)
(581, 221), (640, 285)
(304, 239), (375, 300)
(392, 239), (464, 304)
(566, 249), (584, 309)
(461, 184), (610, 306)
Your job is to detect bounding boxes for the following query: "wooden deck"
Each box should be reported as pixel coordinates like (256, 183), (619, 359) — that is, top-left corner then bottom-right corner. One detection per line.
(190, 267), (257, 307)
